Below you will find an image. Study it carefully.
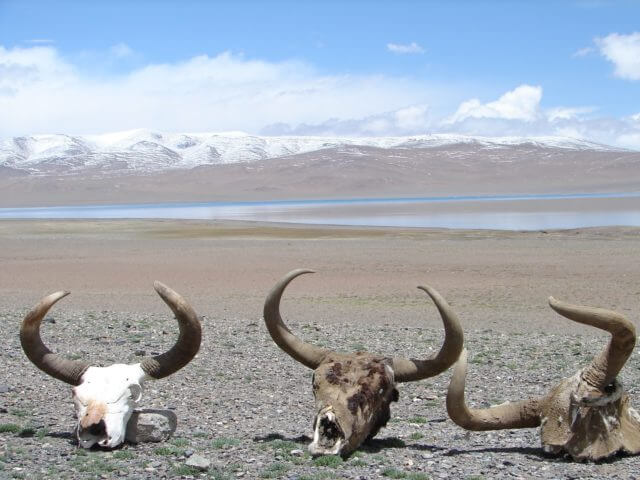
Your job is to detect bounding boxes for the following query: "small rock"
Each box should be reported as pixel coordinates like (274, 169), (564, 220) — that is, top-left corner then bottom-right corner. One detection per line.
(134, 350), (146, 357)
(45, 316), (55, 324)
(0, 385), (11, 393)
(290, 449), (304, 456)
(125, 409), (177, 443)
(185, 454), (210, 471)
(184, 449), (194, 457)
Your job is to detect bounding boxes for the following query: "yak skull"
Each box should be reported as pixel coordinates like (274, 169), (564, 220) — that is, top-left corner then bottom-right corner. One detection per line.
(447, 297), (640, 461)
(264, 269), (464, 456)
(21, 282), (202, 449)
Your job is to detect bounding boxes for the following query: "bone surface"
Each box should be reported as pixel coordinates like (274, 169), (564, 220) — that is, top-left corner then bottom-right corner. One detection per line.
(264, 269), (463, 456)
(19, 281), (202, 449)
(447, 299), (640, 461)
(3, 221), (640, 477)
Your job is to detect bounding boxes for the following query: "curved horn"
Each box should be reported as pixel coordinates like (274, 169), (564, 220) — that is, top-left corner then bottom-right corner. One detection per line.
(20, 291), (89, 385)
(392, 285), (464, 382)
(263, 269), (330, 369)
(548, 297), (636, 390)
(140, 281), (202, 379)
(446, 349), (541, 430)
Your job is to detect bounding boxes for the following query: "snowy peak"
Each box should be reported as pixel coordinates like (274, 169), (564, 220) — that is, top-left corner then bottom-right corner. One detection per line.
(0, 130), (626, 175)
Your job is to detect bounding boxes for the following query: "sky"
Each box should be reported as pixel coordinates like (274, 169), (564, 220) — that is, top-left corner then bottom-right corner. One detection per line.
(1, 0), (640, 148)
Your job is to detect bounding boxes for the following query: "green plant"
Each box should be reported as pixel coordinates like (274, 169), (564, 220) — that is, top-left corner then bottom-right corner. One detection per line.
(154, 445), (181, 456)
(9, 409), (29, 418)
(382, 468), (407, 479)
(409, 432), (424, 440)
(171, 464), (201, 476)
(170, 437), (189, 447)
(407, 416), (427, 424)
(113, 450), (135, 460)
(0, 424), (21, 434)
(261, 462), (289, 478)
(298, 473), (334, 480)
(313, 455), (344, 467)
(211, 437), (241, 449)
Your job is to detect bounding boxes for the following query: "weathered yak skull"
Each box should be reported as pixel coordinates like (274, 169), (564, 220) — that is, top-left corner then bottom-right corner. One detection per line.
(264, 269), (464, 456)
(20, 282), (202, 449)
(447, 297), (640, 461)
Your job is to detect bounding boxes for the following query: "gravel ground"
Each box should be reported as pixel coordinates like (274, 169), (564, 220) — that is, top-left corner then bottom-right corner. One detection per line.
(2, 305), (639, 479)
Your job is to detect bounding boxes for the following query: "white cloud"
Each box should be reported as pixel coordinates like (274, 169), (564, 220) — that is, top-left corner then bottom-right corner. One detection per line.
(1, 45), (639, 150)
(445, 85), (542, 123)
(263, 104), (432, 136)
(596, 32), (640, 80)
(572, 46), (594, 57)
(0, 45), (439, 137)
(387, 42), (425, 54)
(546, 106), (595, 122)
(26, 39), (55, 45)
(110, 42), (134, 58)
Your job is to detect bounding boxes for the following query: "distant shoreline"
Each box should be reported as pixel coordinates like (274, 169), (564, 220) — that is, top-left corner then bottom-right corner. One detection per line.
(2, 192), (640, 230)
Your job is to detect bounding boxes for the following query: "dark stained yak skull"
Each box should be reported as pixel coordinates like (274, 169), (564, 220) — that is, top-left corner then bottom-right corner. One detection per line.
(264, 269), (464, 456)
(20, 282), (202, 449)
(447, 297), (640, 461)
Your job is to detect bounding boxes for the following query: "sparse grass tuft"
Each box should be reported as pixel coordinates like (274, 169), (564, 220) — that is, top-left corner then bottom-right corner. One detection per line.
(169, 436), (189, 447)
(0, 424), (21, 434)
(409, 432), (424, 441)
(383, 468), (429, 479)
(299, 473), (334, 480)
(211, 437), (241, 449)
(153, 445), (181, 456)
(382, 468), (407, 478)
(407, 416), (427, 424)
(113, 450), (135, 460)
(171, 464), (201, 477)
(261, 462), (289, 478)
(313, 455), (344, 467)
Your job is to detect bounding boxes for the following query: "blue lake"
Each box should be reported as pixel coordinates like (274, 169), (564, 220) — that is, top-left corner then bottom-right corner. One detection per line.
(1, 192), (639, 231)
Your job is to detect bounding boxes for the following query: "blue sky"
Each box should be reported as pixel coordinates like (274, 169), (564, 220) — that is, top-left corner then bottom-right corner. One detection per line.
(1, 0), (639, 148)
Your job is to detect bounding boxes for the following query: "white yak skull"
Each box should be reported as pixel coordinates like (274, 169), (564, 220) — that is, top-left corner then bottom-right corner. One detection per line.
(20, 282), (202, 449)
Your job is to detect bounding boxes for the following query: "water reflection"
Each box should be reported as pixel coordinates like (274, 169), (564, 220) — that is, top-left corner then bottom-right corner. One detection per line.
(1, 193), (640, 231)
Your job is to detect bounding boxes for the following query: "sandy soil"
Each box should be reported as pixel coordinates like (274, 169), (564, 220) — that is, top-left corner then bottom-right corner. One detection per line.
(1, 219), (638, 334)
(1, 220), (639, 479)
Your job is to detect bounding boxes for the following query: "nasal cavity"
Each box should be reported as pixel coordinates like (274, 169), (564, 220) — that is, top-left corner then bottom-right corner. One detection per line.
(86, 419), (107, 437)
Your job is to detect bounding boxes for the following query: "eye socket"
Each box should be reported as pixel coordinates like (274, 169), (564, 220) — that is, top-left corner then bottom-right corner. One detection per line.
(128, 384), (143, 402)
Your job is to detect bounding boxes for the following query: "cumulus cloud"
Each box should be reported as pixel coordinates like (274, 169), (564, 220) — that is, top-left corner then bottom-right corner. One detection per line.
(387, 42), (425, 54)
(445, 85), (542, 123)
(263, 104), (432, 136)
(1, 45), (639, 150)
(596, 32), (640, 80)
(0, 45), (438, 137)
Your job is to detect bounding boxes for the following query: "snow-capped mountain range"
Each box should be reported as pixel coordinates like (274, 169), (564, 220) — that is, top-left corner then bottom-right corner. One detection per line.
(0, 129), (626, 175)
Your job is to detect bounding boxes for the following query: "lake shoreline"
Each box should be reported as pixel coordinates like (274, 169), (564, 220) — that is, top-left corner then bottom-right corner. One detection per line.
(1, 192), (640, 230)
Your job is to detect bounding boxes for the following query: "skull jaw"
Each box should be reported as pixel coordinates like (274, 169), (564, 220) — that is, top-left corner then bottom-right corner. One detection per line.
(76, 410), (134, 449)
(308, 409), (346, 456)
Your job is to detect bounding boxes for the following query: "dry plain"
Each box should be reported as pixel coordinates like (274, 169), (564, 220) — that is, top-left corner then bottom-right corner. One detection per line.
(0, 219), (639, 479)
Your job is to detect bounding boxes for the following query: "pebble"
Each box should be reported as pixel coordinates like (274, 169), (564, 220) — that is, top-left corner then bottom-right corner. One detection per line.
(185, 454), (210, 471)
(125, 409), (177, 443)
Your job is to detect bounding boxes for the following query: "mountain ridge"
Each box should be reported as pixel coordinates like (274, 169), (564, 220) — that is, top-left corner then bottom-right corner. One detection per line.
(0, 129), (628, 176)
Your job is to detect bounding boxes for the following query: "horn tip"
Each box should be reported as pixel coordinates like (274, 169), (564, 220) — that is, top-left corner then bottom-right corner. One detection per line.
(153, 280), (168, 292)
